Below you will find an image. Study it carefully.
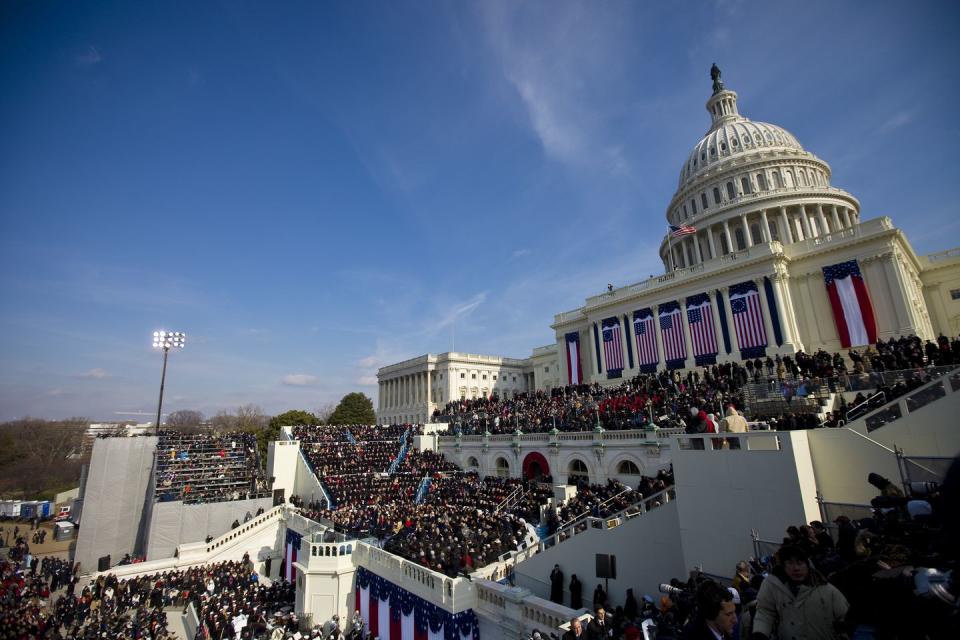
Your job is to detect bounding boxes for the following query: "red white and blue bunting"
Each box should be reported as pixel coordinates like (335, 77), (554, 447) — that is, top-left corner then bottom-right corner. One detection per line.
(355, 567), (480, 640)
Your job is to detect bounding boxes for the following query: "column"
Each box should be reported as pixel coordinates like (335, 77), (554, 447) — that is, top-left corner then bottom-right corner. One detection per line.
(771, 274), (802, 351)
(652, 310), (667, 370)
(709, 291), (726, 356)
(799, 204), (813, 240)
(756, 279), (777, 349)
(760, 209), (771, 242)
(882, 253), (911, 334)
(722, 219), (733, 255)
(779, 206), (794, 243)
(688, 237), (699, 265)
(680, 300), (696, 365)
(842, 206), (852, 228)
(426, 370), (432, 407)
(831, 204), (841, 230)
(706, 225), (717, 259)
(721, 286), (740, 353)
(816, 204), (830, 236)
(740, 214), (753, 247)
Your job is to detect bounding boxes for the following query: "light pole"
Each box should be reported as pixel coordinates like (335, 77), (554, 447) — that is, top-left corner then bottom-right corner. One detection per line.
(152, 331), (186, 435)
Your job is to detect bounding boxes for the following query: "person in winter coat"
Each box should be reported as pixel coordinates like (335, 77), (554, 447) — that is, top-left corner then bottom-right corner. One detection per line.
(751, 545), (849, 640)
(570, 574), (583, 610)
(720, 405), (748, 449)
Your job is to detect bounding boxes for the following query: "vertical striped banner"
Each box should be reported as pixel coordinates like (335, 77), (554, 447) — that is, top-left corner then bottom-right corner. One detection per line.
(601, 317), (624, 377)
(633, 308), (659, 373)
(658, 302), (687, 367)
(686, 293), (718, 365)
(729, 281), (767, 358)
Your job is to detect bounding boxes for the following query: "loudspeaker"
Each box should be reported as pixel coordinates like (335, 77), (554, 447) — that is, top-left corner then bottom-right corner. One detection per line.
(97, 555), (110, 572)
(596, 553), (617, 580)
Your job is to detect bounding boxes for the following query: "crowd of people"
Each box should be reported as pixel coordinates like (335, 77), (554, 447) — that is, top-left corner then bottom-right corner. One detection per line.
(293, 425), (408, 477)
(553, 460), (959, 640)
(550, 470), (674, 533)
(154, 432), (269, 504)
(431, 334), (960, 436)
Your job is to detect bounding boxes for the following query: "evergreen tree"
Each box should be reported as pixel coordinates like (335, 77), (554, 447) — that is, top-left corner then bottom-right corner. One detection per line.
(327, 392), (377, 425)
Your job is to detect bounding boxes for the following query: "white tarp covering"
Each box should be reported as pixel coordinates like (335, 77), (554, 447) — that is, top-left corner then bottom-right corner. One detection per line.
(146, 496), (274, 560)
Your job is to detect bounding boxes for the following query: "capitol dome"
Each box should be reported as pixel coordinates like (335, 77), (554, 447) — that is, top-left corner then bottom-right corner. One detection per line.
(659, 66), (861, 273)
(678, 116), (805, 189)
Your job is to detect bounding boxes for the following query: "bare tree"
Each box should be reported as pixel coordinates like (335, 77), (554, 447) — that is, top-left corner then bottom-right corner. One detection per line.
(209, 410), (237, 432)
(166, 410), (205, 432)
(235, 404), (268, 432)
(314, 402), (336, 425)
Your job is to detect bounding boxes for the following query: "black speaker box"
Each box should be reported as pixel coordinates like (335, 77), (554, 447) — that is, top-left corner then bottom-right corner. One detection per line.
(596, 553), (617, 579)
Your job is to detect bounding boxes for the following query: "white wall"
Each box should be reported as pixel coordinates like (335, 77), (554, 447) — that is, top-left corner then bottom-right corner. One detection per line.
(514, 500), (685, 610)
(268, 440), (300, 501)
(671, 432), (820, 578)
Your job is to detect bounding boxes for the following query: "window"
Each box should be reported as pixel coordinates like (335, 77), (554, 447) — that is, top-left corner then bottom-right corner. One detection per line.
(568, 459), (589, 483)
(734, 228), (746, 251)
(544, 366), (550, 373)
(713, 187), (722, 204)
(726, 182), (736, 200)
(750, 223), (762, 244)
(467, 456), (479, 468)
(691, 199), (698, 215)
(618, 460), (641, 475)
(471, 373), (476, 379)
(773, 171), (784, 189)
(495, 457), (510, 478)
(768, 220), (779, 241)
(482, 374), (487, 380)
(460, 373), (465, 379)
(951, 289), (960, 300)
(720, 233), (730, 255)
(683, 204), (688, 219)
(798, 171), (807, 187)
(741, 177), (751, 194)
(757, 173), (767, 191)
(701, 193), (709, 209)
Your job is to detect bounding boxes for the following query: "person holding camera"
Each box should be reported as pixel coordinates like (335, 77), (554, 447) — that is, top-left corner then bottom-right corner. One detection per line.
(681, 581), (737, 640)
(751, 545), (849, 640)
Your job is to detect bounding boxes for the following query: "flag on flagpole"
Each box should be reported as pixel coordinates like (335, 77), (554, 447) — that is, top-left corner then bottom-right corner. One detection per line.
(822, 260), (877, 347)
(633, 308), (659, 372)
(729, 281), (767, 356)
(284, 529), (302, 583)
(686, 293), (718, 363)
(670, 224), (697, 238)
(658, 302), (686, 365)
(601, 317), (624, 374)
(565, 332), (582, 384)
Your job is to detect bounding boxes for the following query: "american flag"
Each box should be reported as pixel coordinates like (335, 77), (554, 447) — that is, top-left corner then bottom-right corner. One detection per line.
(686, 295), (718, 358)
(633, 309), (659, 368)
(729, 282), (767, 350)
(658, 303), (686, 363)
(670, 224), (697, 238)
(601, 318), (624, 371)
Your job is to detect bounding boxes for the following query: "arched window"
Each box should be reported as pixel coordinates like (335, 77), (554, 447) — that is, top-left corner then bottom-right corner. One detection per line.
(798, 171), (807, 187)
(701, 193), (709, 210)
(773, 171), (784, 189)
(713, 187), (722, 205)
(726, 182), (736, 200)
(618, 460), (641, 475)
(691, 199), (698, 215)
(734, 228), (746, 251)
(495, 457), (510, 479)
(740, 177), (751, 194)
(467, 456), (479, 469)
(783, 170), (794, 188)
(682, 204), (688, 219)
(750, 223), (762, 244)
(756, 173), (768, 191)
(568, 459), (589, 484)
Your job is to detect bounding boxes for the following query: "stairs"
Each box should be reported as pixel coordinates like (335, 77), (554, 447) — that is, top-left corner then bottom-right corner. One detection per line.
(414, 477), (431, 504)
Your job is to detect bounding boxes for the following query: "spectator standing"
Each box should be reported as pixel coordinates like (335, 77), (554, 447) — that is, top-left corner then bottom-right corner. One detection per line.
(752, 545), (849, 640)
(720, 405), (748, 449)
(570, 574), (583, 610)
(550, 564), (564, 604)
(682, 581), (737, 640)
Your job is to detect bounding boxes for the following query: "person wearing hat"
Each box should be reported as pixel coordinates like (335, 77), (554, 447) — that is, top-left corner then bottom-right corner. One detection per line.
(751, 545), (849, 640)
(719, 405), (748, 449)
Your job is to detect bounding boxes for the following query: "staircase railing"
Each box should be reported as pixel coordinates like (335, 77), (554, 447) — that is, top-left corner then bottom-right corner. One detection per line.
(494, 485), (524, 514)
(414, 476), (431, 504)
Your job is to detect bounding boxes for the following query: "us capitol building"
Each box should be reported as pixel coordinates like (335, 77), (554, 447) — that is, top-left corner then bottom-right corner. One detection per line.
(377, 68), (960, 425)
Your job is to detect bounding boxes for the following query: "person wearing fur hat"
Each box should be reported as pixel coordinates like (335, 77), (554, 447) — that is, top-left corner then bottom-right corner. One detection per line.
(751, 545), (849, 640)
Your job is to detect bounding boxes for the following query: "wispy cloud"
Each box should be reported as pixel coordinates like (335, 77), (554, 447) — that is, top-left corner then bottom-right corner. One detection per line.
(281, 374), (318, 387)
(427, 292), (487, 334)
(511, 248), (532, 260)
(478, 1), (632, 174)
(878, 110), (915, 134)
(79, 368), (110, 379)
(76, 46), (102, 67)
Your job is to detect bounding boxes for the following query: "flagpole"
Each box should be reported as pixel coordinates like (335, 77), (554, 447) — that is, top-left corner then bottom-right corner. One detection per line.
(667, 232), (674, 272)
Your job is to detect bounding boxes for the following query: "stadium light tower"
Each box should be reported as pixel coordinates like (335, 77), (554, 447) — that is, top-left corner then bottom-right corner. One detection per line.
(152, 331), (186, 435)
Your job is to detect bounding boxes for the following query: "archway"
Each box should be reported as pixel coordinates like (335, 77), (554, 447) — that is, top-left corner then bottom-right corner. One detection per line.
(522, 451), (550, 481)
(567, 458), (589, 485)
(494, 457), (510, 479)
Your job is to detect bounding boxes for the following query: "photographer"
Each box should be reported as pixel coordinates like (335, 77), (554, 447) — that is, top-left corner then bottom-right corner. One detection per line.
(681, 580), (737, 640)
(751, 545), (849, 640)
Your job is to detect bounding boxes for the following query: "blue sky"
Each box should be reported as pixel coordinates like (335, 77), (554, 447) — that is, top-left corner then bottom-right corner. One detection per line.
(1, 1), (958, 421)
